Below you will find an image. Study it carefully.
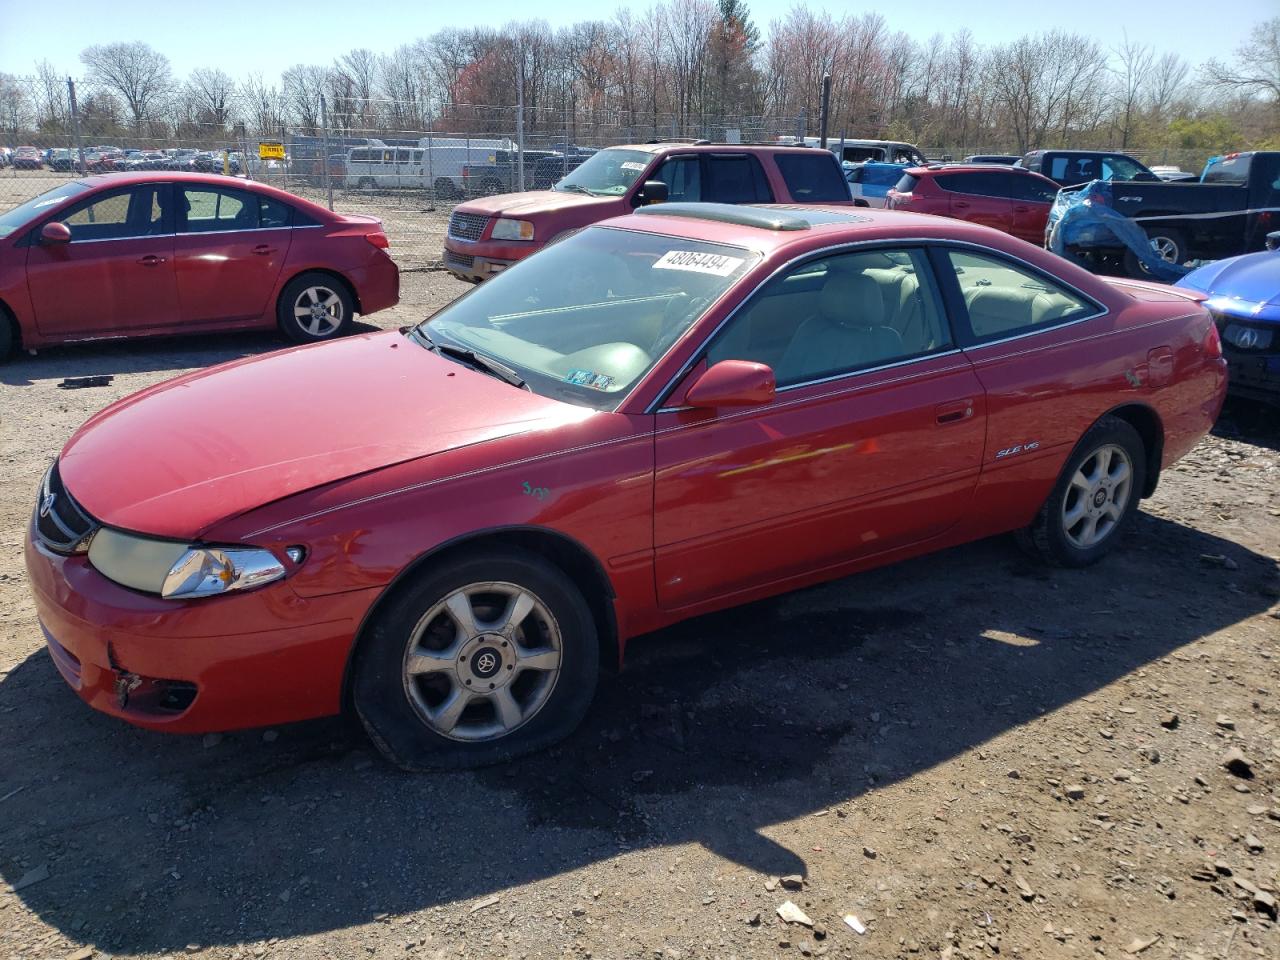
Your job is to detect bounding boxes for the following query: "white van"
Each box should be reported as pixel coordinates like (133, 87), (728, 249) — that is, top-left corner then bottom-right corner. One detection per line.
(795, 136), (926, 166)
(417, 136), (512, 199)
(345, 144), (425, 190)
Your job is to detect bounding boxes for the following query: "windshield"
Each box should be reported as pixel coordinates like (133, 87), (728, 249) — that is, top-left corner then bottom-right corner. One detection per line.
(553, 148), (653, 196)
(0, 181), (89, 238)
(415, 227), (758, 410)
(1102, 155), (1153, 180)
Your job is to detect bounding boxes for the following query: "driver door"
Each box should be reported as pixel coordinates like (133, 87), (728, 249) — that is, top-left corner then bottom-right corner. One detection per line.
(25, 183), (178, 337)
(652, 247), (987, 610)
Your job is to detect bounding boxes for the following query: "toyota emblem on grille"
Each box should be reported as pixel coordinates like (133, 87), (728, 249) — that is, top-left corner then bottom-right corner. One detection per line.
(39, 492), (57, 518)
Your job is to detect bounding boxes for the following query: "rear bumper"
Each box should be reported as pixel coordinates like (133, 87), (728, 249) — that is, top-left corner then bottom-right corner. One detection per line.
(24, 521), (381, 734)
(351, 254), (400, 316)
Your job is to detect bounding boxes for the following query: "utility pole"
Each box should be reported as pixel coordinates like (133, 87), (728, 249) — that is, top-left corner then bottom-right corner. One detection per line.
(818, 74), (832, 149)
(516, 43), (526, 192)
(320, 94), (333, 211)
(67, 78), (86, 175)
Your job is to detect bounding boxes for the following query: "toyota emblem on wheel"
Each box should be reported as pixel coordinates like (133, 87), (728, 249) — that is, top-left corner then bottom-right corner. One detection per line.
(476, 651), (498, 674)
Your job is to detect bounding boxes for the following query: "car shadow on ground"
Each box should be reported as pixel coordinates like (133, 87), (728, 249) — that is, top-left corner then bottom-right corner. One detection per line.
(0, 514), (1274, 952)
(0, 322), (383, 387)
(1214, 397), (1280, 453)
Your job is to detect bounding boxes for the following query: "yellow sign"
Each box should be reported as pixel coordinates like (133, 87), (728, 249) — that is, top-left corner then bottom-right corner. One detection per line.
(258, 141), (285, 160)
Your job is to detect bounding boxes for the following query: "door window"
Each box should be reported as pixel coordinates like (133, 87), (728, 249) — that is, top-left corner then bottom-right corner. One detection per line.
(704, 154), (774, 203)
(56, 186), (169, 241)
(774, 153), (851, 201)
(653, 156), (702, 202)
(706, 248), (952, 387)
(944, 250), (1097, 341)
(259, 196), (294, 228)
(1007, 175), (1058, 203)
(180, 187), (258, 232)
(935, 172), (1012, 198)
(1049, 155), (1098, 184)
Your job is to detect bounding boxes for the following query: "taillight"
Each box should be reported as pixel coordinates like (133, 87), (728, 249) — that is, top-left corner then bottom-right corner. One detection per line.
(1203, 318), (1223, 360)
(365, 232), (390, 249)
(891, 192), (911, 207)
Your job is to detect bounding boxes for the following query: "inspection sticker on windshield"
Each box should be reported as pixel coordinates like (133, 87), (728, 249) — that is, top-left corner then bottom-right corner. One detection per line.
(621, 161), (648, 172)
(653, 250), (745, 276)
(564, 369), (614, 391)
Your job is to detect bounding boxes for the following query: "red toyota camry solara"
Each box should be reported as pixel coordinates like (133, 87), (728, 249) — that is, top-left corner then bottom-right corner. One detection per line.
(25, 203), (1226, 768)
(0, 172), (399, 359)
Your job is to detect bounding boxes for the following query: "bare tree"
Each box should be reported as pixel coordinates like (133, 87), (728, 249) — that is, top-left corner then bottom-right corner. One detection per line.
(1111, 34), (1153, 147)
(187, 68), (236, 128)
(282, 64), (328, 134)
(79, 41), (173, 129)
(1203, 17), (1280, 103)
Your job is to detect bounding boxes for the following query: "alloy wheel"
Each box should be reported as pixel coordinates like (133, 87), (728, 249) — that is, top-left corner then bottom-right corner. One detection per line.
(293, 286), (344, 337)
(401, 581), (563, 742)
(1149, 236), (1179, 263)
(1061, 444), (1133, 549)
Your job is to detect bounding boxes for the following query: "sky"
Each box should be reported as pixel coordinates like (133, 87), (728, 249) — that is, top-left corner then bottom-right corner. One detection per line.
(0, 0), (1273, 81)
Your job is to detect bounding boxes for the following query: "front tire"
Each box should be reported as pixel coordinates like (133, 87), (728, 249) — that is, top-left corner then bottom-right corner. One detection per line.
(352, 547), (599, 769)
(1017, 416), (1146, 567)
(276, 272), (354, 344)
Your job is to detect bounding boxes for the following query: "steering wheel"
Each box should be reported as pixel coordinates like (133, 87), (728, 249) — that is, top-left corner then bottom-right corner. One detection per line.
(651, 292), (711, 357)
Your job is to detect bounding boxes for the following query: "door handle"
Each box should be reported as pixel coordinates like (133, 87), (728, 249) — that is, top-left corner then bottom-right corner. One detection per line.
(953, 201), (970, 209)
(935, 399), (975, 424)
(1013, 205), (1031, 213)
(136, 255), (166, 266)
(252, 244), (275, 256)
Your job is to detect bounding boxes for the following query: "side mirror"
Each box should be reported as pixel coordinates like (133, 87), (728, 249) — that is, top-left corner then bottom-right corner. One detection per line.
(1266, 231), (1280, 252)
(637, 180), (668, 206)
(853, 198), (870, 208)
(684, 360), (775, 408)
(40, 222), (71, 244)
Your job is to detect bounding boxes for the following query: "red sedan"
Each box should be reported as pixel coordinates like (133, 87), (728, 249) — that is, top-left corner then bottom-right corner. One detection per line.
(25, 203), (1225, 768)
(886, 164), (1061, 244)
(0, 173), (399, 359)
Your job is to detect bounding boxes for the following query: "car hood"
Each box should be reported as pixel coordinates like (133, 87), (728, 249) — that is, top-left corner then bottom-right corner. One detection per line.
(1178, 250), (1280, 322)
(455, 190), (620, 219)
(59, 331), (576, 540)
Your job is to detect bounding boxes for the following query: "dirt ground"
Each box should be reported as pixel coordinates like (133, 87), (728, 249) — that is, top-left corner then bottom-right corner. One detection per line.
(1, 171), (1279, 960)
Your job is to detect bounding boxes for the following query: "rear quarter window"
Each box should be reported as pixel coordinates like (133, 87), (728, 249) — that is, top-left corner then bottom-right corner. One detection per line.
(894, 174), (919, 193)
(773, 153), (851, 202)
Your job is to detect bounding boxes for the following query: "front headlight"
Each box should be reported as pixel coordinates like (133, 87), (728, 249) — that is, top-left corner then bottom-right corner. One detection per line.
(491, 218), (535, 241)
(87, 528), (287, 599)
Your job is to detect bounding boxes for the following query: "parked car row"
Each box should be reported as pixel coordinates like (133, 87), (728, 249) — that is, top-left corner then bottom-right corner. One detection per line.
(3, 145), (246, 175)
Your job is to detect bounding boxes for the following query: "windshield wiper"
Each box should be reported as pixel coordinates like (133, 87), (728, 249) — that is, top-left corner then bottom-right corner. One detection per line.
(556, 182), (593, 195)
(419, 333), (528, 390)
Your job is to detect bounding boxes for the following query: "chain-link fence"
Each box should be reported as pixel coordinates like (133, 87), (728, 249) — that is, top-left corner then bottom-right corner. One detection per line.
(0, 76), (1233, 270)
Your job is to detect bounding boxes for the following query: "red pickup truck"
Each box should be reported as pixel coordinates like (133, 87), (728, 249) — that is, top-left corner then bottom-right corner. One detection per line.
(442, 141), (852, 282)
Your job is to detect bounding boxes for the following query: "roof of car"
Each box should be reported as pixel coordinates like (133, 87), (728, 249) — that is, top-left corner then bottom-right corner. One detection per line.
(67, 172), (339, 217)
(609, 142), (833, 155)
(600, 203), (979, 255)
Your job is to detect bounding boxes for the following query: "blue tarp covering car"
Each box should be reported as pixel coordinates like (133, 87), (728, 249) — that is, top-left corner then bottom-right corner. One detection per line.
(1176, 232), (1280, 405)
(1045, 180), (1192, 281)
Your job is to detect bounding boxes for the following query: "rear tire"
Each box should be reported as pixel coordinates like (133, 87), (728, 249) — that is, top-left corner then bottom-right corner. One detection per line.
(1016, 416), (1147, 567)
(0, 309), (15, 363)
(1124, 226), (1187, 277)
(276, 272), (354, 344)
(434, 178), (459, 202)
(352, 547), (599, 770)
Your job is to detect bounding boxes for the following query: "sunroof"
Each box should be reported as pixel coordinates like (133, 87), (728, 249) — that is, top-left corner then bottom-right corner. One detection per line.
(634, 203), (869, 231)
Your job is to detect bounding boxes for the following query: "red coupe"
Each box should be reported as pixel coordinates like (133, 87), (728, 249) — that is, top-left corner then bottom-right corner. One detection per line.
(0, 172), (399, 359)
(25, 203), (1226, 768)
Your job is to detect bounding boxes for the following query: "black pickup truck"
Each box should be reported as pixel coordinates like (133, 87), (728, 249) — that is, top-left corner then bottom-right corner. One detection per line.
(462, 149), (592, 195)
(1018, 149), (1159, 187)
(1074, 151), (1280, 272)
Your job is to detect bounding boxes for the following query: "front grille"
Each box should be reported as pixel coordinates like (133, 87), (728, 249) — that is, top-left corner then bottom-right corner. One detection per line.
(445, 252), (475, 269)
(34, 461), (99, 554)
(447, 212), (489, 242)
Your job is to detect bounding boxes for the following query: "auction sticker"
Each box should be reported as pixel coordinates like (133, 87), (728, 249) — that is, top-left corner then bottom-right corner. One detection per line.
(564, 369), (615, 391)
(621, 161), (648, 172)
(653, 250), (745, 276)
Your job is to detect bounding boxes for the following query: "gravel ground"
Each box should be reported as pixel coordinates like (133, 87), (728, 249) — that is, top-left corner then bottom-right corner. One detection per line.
(1, 170), (1279, 960)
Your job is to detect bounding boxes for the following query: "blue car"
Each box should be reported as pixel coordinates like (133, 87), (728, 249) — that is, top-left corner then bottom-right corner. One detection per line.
(1177, 231), (1280, 405)
(844, 160), (908, 207)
